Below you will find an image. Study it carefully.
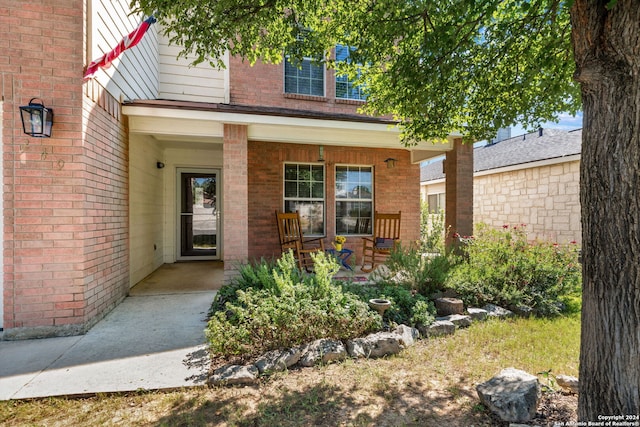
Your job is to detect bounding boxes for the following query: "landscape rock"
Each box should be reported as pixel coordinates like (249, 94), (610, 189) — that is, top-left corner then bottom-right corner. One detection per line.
(209, 364), (259, 386)
(556, 374), (579, 394)
(393, 324), (419, 347)
(347, 332), (404, 359)
(476, 367), (541, 423)
(254, 348), (302, 375)
(299, 339), (347, 367)
(421, 320), (456, 337)
(436, 314), (472, 328)
(434, 297), (465, 316)
(483, 304), (515, 318)
(467, 307), (488, 321)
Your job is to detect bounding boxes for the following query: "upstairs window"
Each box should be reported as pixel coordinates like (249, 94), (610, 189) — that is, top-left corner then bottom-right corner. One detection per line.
(284, 58), (325, 96)
(335, 44), (367, 101)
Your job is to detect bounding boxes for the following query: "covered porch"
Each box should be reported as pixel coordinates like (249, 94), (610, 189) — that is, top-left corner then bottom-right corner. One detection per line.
(124, 100), (471, 288)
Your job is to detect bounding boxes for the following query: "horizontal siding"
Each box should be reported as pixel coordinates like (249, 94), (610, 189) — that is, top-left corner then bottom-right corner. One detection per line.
(91, 0), (158, 100)
(129, 134), (165, 285)
(158, 32), (229, 103)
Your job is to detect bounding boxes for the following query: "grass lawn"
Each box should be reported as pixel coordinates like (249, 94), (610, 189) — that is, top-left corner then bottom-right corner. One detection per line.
(0, 313), (580, 426)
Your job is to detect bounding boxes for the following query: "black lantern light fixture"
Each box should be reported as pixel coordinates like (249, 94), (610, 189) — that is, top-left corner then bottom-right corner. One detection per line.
(19, 98), (54, 138)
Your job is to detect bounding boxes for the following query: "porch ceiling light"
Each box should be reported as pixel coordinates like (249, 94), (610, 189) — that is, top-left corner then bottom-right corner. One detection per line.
(19, 98), (53, 138)
(384, 157), (397, 169)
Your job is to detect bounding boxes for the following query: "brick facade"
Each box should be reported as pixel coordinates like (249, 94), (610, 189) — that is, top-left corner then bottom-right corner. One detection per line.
(1, 1), (129, 338)
(444, 138), (474, 245)
(223, 124), (249, 281)
(247, 141), (421, 265)
(229, 56), (365, 115)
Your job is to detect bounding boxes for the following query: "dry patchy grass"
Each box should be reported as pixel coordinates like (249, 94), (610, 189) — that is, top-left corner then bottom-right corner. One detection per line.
(0, 314), (579, 426)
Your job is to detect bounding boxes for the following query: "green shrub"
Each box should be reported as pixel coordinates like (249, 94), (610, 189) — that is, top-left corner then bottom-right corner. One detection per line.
(340, 282), (436, 327)
(206, 251), (380, 359)
(420, 200), (447, 254)
(445, 223), (581, 316)
(382, 244), (457, 296)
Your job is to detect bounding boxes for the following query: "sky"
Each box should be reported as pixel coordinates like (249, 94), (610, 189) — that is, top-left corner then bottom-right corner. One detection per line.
(510, 111), (583, 137)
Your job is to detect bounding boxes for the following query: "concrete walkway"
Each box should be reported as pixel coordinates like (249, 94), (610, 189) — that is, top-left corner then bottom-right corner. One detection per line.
(0, 263), (220, 400)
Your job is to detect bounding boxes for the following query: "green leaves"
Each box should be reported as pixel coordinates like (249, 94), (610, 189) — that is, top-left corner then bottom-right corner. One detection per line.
(444, 223), (582, 316)
(205, 252), (379, 359)
(132, 0), (580, 142)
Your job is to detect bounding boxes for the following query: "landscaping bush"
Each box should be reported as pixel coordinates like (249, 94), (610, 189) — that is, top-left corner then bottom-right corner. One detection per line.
(420, 200), (446, 254)
(383, 245), (457, 296)
(206, 251), (380, 360)
(444, 223), (582, 316)
(340, 282), (436, 327)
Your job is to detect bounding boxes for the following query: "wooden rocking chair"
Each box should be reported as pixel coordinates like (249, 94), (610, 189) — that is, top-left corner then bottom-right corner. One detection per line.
(275, 211), (325, 270)
(361, 211), (401, 273)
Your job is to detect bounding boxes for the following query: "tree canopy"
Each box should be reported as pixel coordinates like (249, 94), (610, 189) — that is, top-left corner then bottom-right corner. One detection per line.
(132, 0), (580, 143)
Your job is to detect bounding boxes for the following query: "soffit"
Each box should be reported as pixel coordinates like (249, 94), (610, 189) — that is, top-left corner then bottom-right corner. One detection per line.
(123, 103), (453, 162)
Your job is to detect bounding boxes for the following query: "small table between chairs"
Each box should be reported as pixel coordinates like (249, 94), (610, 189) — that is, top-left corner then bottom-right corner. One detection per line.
(326, 248), (354, 271)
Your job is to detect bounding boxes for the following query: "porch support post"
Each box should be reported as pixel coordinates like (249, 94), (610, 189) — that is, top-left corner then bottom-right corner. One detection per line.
(223, 124), (249, 281)
(444, 137), (473, 251)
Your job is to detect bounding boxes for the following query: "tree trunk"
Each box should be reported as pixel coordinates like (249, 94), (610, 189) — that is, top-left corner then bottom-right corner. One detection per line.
(570, 0), (640, 420)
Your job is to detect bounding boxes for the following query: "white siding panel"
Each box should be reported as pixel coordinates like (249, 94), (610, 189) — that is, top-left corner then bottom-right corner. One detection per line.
(91, 0), (158, 100)
(158, 32), (229, 103)
(129, 134), (165, 286)
(159, 82), (227, 99)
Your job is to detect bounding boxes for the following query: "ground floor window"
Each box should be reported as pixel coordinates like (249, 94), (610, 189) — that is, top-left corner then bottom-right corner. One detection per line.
(284, 163), (325, 235)
(335, 165), (373, 235)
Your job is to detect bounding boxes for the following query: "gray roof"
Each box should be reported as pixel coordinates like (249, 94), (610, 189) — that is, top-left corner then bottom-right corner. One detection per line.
(421, 128), (582, 182)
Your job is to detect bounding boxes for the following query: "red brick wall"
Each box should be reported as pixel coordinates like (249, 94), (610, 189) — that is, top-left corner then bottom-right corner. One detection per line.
(247, 141), (420, 265)
(81, 80), (129, 328)
(229, 56), (366, 115)
(445, 138), (474, 246)
(1, 1), (129, 338)
(223, 124), (249, 281)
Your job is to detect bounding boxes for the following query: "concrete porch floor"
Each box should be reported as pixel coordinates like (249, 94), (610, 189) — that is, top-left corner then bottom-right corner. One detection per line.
(130, 260), (225, 295)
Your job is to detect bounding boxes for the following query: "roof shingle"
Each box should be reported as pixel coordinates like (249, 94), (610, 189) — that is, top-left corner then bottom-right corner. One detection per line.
(421, 128), (582, 182)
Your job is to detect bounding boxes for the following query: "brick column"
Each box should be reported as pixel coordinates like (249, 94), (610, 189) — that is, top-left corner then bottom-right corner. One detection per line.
(444, 137), (474, 250)
(223, 124), (249, 281)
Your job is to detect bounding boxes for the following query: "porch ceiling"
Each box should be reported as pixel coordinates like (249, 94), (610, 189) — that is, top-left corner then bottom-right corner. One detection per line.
(123, 104), (453, 163)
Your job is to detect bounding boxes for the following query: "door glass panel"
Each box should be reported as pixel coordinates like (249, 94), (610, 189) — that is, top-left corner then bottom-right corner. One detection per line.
(180, 173), (218, 257)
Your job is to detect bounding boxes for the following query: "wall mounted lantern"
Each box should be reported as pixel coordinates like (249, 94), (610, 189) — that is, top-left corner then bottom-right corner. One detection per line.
(384, 157), (397, 169)
(19, 98), (54, 138)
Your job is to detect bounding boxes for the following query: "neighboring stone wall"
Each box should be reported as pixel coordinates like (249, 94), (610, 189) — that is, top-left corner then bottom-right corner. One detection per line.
(474, 160), (581, 244)
(247, 141), (420, 264)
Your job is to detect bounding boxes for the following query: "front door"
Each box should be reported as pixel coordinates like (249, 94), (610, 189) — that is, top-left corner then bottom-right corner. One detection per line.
(178, 169), (220, 260)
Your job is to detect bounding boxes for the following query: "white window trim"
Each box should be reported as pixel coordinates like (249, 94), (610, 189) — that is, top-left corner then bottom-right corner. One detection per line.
(283, 162), (326, 236)
(334, 164), (374, 236)
(283, 57), (326, 97)
(335, 44), (366, 101)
